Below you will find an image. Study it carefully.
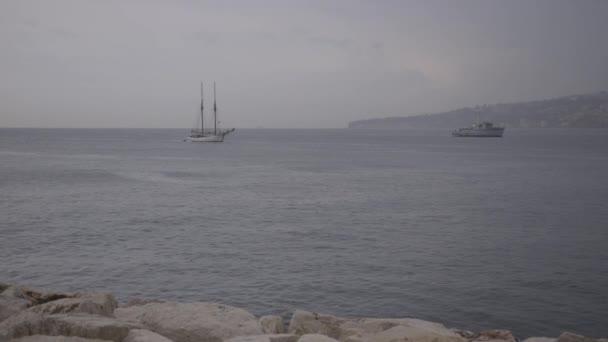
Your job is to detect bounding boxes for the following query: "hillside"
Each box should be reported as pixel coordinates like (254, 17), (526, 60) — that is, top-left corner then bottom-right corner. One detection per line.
(348, 91), (608, 129)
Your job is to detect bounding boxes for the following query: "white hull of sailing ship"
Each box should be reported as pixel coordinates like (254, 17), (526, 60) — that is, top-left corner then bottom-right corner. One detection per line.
(189, 134), (224, 142)
(188, 82), (234, 143)
(188, 128), (235, 142)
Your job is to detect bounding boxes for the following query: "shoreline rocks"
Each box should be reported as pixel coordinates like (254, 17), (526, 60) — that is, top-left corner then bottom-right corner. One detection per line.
(0, 283), (605, 342)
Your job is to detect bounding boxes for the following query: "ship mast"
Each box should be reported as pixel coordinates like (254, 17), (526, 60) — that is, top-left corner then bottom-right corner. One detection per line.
(213, 81), (217, 135)
(200, 82), (204, 132)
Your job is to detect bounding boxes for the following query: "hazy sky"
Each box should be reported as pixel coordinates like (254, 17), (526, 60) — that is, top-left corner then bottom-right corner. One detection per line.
(1, 0), (607, 128)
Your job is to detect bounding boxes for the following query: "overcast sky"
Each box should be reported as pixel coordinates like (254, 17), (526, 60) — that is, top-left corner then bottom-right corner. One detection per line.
(1, 0), (607, 128)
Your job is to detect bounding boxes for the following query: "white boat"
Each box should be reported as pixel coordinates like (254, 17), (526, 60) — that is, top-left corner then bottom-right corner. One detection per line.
(452, 121), (505, 137)
(187, 82), (235, 142)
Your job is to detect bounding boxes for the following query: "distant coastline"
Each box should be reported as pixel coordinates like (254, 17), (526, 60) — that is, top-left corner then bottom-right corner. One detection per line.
(349, 91), (608, 129)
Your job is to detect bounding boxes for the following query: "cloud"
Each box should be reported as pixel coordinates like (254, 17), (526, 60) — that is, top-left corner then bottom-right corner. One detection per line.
(1, 0), (607, 128)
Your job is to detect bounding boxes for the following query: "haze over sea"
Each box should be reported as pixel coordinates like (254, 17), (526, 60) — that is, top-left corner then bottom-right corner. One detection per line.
(1, 128), (607, 338)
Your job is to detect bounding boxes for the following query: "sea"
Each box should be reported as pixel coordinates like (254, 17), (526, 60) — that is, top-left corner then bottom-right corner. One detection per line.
(1, 128), (607, 338)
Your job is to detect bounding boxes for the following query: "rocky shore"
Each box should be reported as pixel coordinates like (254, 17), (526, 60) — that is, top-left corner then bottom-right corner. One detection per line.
(1, 283), (605, 342)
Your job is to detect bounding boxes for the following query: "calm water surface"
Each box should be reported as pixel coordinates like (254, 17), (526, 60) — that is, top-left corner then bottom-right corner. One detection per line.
(1, 128), (607, 338)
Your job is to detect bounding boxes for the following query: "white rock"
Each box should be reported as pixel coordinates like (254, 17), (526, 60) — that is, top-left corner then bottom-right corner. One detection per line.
(10, 335), (111, 342)
(0, 313), (135, 342)
(124, 329), (174, 342)
(226, 334), (299, 342)
(297, 334), (340, 342)
(29, 295), (117, 318)
(114, 302), (262, 342)
(260, 316), (286, 334)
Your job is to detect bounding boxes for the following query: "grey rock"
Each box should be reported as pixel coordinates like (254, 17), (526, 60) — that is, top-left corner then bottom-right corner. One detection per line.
(114, 302), (262, 342)
(0, 297), (29, 323)
(471, 330), (517, 342)
(288, 311), (460, 342)
(123, 329), (174, 342)
(1, 288), (28, 301)
(297, 335), (340, 342)
(0, 313), (135, 342)
(20, 288), (74, 306)
(260, 316), (286, 334)
(522, 338), (556, 342)
(29, 295), (117, 318)
(340, 318), (459, 339)
(350, 325), (466, 342)
(555, 333), (597, 342)
(10, 335), (111, 342)
(288, 311), (342, 339)
(226, 334), (299, 342)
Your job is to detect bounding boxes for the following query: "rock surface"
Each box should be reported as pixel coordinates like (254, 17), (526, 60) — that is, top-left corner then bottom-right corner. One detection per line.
(0, 296), (29, 323)
(0, 283), (606, 342)
(288, 311), (462, 342)
(470, 330), (517, 342)
(11, 335), (112, 342)
(523, 338), (557, 342)
(555, 333), (598, 342)
(19, 287), (75, 306)
(340, 318), (460, 339)
(226, 334), (299, 342)
(114, 302), (262, 342)
(260, 316), (286, 334)
(298, 334), (340, 342)
(123, 329), (174, 342)
(344, 325), (466, 342)
(29, 295), (117, 318)
(288, 311), (342, 339)
(0, 313), (135, 342)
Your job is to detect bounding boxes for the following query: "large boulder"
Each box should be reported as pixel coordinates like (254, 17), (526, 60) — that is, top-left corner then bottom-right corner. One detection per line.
(298, 335), (340, 342)
(114, 302), (262, 342)
(226, 334), (299, 342)
(340, 318), (460, 339)
(288, 311), (460, 342)
(11, 335), (111, 342)
(0, 313), (135, 342)
(522, 338), (556, 342)
(0, 285), (74, 307)
(19, 287), (75, 306)
(556, 334), (598, 342)
(288, 311), (342, 339)
(124, 329), (174, 342)
(1, 287), (29, 300)
(29, 294), (117, 318)
(260, 316), (286, 334)
(348, 325), (466, 342)
(0, 296), (30, 322)
(470, 330), (517, 342)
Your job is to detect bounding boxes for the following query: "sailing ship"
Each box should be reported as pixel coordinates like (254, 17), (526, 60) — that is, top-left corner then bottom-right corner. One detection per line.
(188, 82), (235, 142)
